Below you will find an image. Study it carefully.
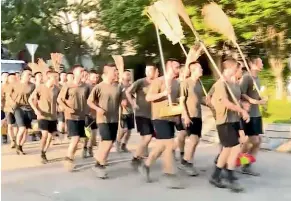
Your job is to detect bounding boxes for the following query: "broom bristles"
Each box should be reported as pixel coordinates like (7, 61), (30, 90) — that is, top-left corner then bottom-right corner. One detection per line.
(154, 0), (184, 39)
(50, 53), (63, 72)
(112, 55), (124, 83)
(146, 0), (184, 45)
(28, 62), (40, 74)
(202, 2), (236, 42)
(173, 0), (195, 32)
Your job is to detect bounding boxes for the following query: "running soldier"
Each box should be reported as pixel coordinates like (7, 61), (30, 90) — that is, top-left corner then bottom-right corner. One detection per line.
(29, 70), (60, 163)
(179, 62), (204, 176)
(240, 57), (266, 176)
(87, 64), (123, 179)
(82, 70), (100, 158)
(209, 59), (249, 192)
(1, 73), (18, 148)
(57, 65), (90, 171)
(116, 70), (135, 152)
(126, 64), (156, 167)
(139, 59), (184, 189)
(12, 67), (35, 155)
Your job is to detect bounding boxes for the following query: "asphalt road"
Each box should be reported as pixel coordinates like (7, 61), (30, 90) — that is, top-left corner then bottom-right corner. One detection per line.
(2, 138), (291, 201)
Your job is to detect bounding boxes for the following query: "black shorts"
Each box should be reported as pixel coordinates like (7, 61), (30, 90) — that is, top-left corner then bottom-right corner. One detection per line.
(5, 112), (16, 125)
(184, 117), (202, 137)
(38, 120), (58, 133)
(241, 117), (263, 136)
(98, 123), (118, 141)
(217, 122), (240, 147)
(1, 110), (5, 120)
(66, 120), (86, 138)
(135, 116), (154, 136)
(152, 119), (175, 139)
(85, 115), (98, 130)
(14, 107), (34, 129)
(174, 115), (184, 131)
(57, 112), (65, 123)
(120, 114), (135, 130)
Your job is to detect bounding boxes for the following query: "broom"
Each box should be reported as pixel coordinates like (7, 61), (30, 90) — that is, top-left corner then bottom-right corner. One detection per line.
(28, 62), (41, 75)
(146, 1), (207, 96)
(50, 53), (64, 73)
(165, 0), (243, 110)
(112, 55), (125, 136)
(202, 2), (262, 98)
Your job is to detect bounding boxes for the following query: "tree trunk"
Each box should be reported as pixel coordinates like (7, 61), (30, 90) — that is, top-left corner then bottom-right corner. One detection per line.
(269, 57), (285, 100)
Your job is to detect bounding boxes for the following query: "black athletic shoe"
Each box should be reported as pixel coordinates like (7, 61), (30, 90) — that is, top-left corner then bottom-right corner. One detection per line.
(92, 162), (108, 179)
(41, 152), (48, 164)
(64, 157), (75, 172)
(226, 180), (244, 193)
(209, 177), (227, 188)
(121, 143), (129, 152)
(88, 147), (94, 157)
(163, 174), (185, 189)
(222, 169), (238, 180)
(138, 163), (150, 183)
(178, 161), (199, 177)
(10, 141), (16, 149)
(82, 147), (87, 158)
(2, 135), (8, 144)
(16, 145), (26, 155)
(131, 157), (142, 171)
(241, 165), (260, 176)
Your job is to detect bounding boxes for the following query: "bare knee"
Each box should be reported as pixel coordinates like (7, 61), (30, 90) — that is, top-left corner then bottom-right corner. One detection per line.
(250, 136), (261, 147)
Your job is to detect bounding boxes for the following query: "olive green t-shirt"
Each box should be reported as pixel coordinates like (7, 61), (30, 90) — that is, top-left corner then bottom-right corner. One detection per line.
(88, 82), (122, 124)
(211, 80), (241, 125)
(182, 78), (204, 118)
(13, 82), (35, 110)
(87, 83), (97, 118)
(121, 84), (133, 115)
(57, 83), (90, 120)
(240, 73), (261, 117)
(127, 78), (152, 118)
(31, 84), (60, 120)
(149, 77), (180, 121)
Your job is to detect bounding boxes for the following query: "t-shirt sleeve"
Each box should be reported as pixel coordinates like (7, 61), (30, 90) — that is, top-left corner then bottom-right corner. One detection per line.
(57, 85), (68, 103)
(240, 74), (251, 94)
(31, 86), (41, 100)
(215, 81), (228, 103)
(148, 78), (161, 95)
(128, 79), (141, 94)
(88, 85), (99, 103)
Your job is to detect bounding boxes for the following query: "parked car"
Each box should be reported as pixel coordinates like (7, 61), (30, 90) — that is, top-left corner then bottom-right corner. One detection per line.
(1, 59), (25, 73)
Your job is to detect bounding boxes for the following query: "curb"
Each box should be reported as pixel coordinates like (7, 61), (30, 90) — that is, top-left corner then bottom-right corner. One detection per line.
(276, 140), (291, 153)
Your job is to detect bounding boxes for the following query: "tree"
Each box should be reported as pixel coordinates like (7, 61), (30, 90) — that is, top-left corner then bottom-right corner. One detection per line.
(234, 0), (291, 99)
(98, 0), (183, 60)
(1, 0), (91, 65)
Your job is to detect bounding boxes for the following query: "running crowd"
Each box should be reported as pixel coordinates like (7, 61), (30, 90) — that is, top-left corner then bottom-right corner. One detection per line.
(1, 56), (266, 192)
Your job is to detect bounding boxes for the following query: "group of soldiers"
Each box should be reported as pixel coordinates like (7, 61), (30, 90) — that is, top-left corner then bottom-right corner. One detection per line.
(1, 55), (265, 192)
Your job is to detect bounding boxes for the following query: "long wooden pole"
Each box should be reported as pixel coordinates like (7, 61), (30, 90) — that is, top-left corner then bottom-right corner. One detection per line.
(154, 24), (173, 106)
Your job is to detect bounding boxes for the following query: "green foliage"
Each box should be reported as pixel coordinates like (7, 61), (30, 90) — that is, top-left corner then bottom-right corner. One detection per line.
(1, 0), (91, 65)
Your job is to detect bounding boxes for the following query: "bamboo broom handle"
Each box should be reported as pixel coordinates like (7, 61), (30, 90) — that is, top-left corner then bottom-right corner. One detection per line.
(187, 27), (241, 106)
(178, 42), (208, 96)
(155, 24), (173, 106)
(234, 42), (262, 98)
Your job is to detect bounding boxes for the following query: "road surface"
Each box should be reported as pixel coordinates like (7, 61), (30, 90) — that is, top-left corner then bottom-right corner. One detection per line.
(2, 136), (291, 201)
